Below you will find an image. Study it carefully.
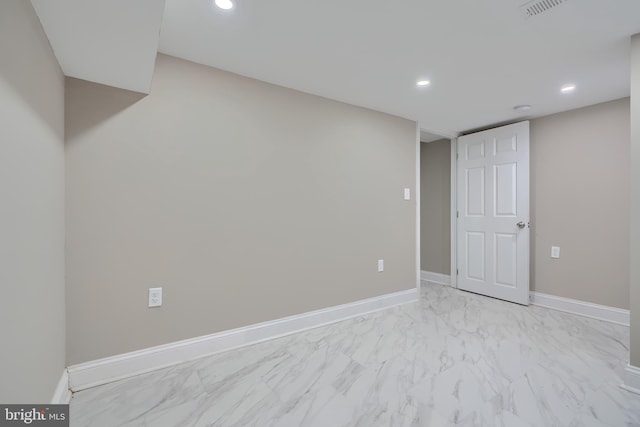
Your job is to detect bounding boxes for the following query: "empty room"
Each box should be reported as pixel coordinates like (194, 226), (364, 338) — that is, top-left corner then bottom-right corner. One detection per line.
(2, 0), (640, 425)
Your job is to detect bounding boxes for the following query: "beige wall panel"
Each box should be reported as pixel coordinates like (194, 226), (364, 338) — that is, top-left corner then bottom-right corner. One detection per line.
(531, 98), (630, 309)
(420, 140), (451, 275)
(0, 0), (66, 402)
(65, 54), (417, 364)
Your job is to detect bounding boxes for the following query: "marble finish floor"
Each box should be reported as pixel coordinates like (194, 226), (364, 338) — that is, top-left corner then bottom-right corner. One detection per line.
(70, 283), (640, 426)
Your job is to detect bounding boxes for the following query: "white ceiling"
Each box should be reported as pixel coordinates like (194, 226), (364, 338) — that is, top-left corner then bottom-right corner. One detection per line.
(31, 0), (640, 136)
(31, 0), (165, 94)
(158, 0), (640, 136)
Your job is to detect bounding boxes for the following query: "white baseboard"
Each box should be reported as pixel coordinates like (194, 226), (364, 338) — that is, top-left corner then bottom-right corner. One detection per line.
(621, 364), (640, 395)
(51, 369), (71, 404)
(67, 288), (418, 392)
(529, 291), (629, 326)
(420, 270), (451, 286)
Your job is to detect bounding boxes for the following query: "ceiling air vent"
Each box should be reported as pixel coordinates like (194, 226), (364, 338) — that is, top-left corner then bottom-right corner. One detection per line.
(520, 0), (569, 18)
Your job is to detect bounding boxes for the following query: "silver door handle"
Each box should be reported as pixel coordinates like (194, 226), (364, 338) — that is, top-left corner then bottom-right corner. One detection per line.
(517, 221), (526, 229)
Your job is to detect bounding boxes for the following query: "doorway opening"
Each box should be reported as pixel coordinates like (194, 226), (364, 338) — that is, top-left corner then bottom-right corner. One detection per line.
(419, 122), (531, 305)
(419, 130), (454, 287)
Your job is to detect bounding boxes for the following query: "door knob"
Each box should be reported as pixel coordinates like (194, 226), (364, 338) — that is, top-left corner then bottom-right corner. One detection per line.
(517, 221), (526, 229)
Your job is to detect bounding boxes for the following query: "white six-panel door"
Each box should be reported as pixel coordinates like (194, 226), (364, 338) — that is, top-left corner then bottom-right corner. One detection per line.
(456, 121), (530, 305)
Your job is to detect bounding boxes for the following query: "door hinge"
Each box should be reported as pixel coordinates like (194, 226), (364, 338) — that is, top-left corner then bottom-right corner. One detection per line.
(456, 269), (459, 275)
(456, 211), (459, 218)
(456, 152), (459, 159)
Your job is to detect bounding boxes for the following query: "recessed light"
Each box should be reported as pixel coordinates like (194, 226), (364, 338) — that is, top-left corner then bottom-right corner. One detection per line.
(561, 84), (576, 93)
(513, 104), (532, 112)
(416, 80), (431, 87)
(215, 0), (233, 10)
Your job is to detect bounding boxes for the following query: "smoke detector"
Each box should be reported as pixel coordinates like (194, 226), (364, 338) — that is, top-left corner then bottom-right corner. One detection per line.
(520, 0), (569, 18)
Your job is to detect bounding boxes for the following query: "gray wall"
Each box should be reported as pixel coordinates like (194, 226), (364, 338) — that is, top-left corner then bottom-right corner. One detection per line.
(630, 33), (640, 367)
(65, 54), (417, 365)
(0, 0), (66, 402)
(530, 98), (630, 309)
(420, 139), (451, 275)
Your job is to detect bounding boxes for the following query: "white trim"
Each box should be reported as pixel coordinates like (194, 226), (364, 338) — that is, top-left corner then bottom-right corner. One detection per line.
(416, 124), (421, 291)
(529, 291), (630, 326)
(420, 270), (451, 286)
(50, 369), (71, 404)
(67, 288), (418, 392)
(450, 137), (458, 288)
(621, 364), (640, 395)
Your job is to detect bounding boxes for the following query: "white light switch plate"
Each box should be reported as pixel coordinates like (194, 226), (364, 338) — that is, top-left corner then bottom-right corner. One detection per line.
(551, 246), (560, 259)
(404, 188), (411, 200)
(378, 259), (384, 272)
(149, 287), (162, 307)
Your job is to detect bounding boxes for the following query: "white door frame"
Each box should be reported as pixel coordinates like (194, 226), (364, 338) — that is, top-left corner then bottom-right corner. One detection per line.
(416, 124), (422, 291)
(450, 137), (458, 287)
